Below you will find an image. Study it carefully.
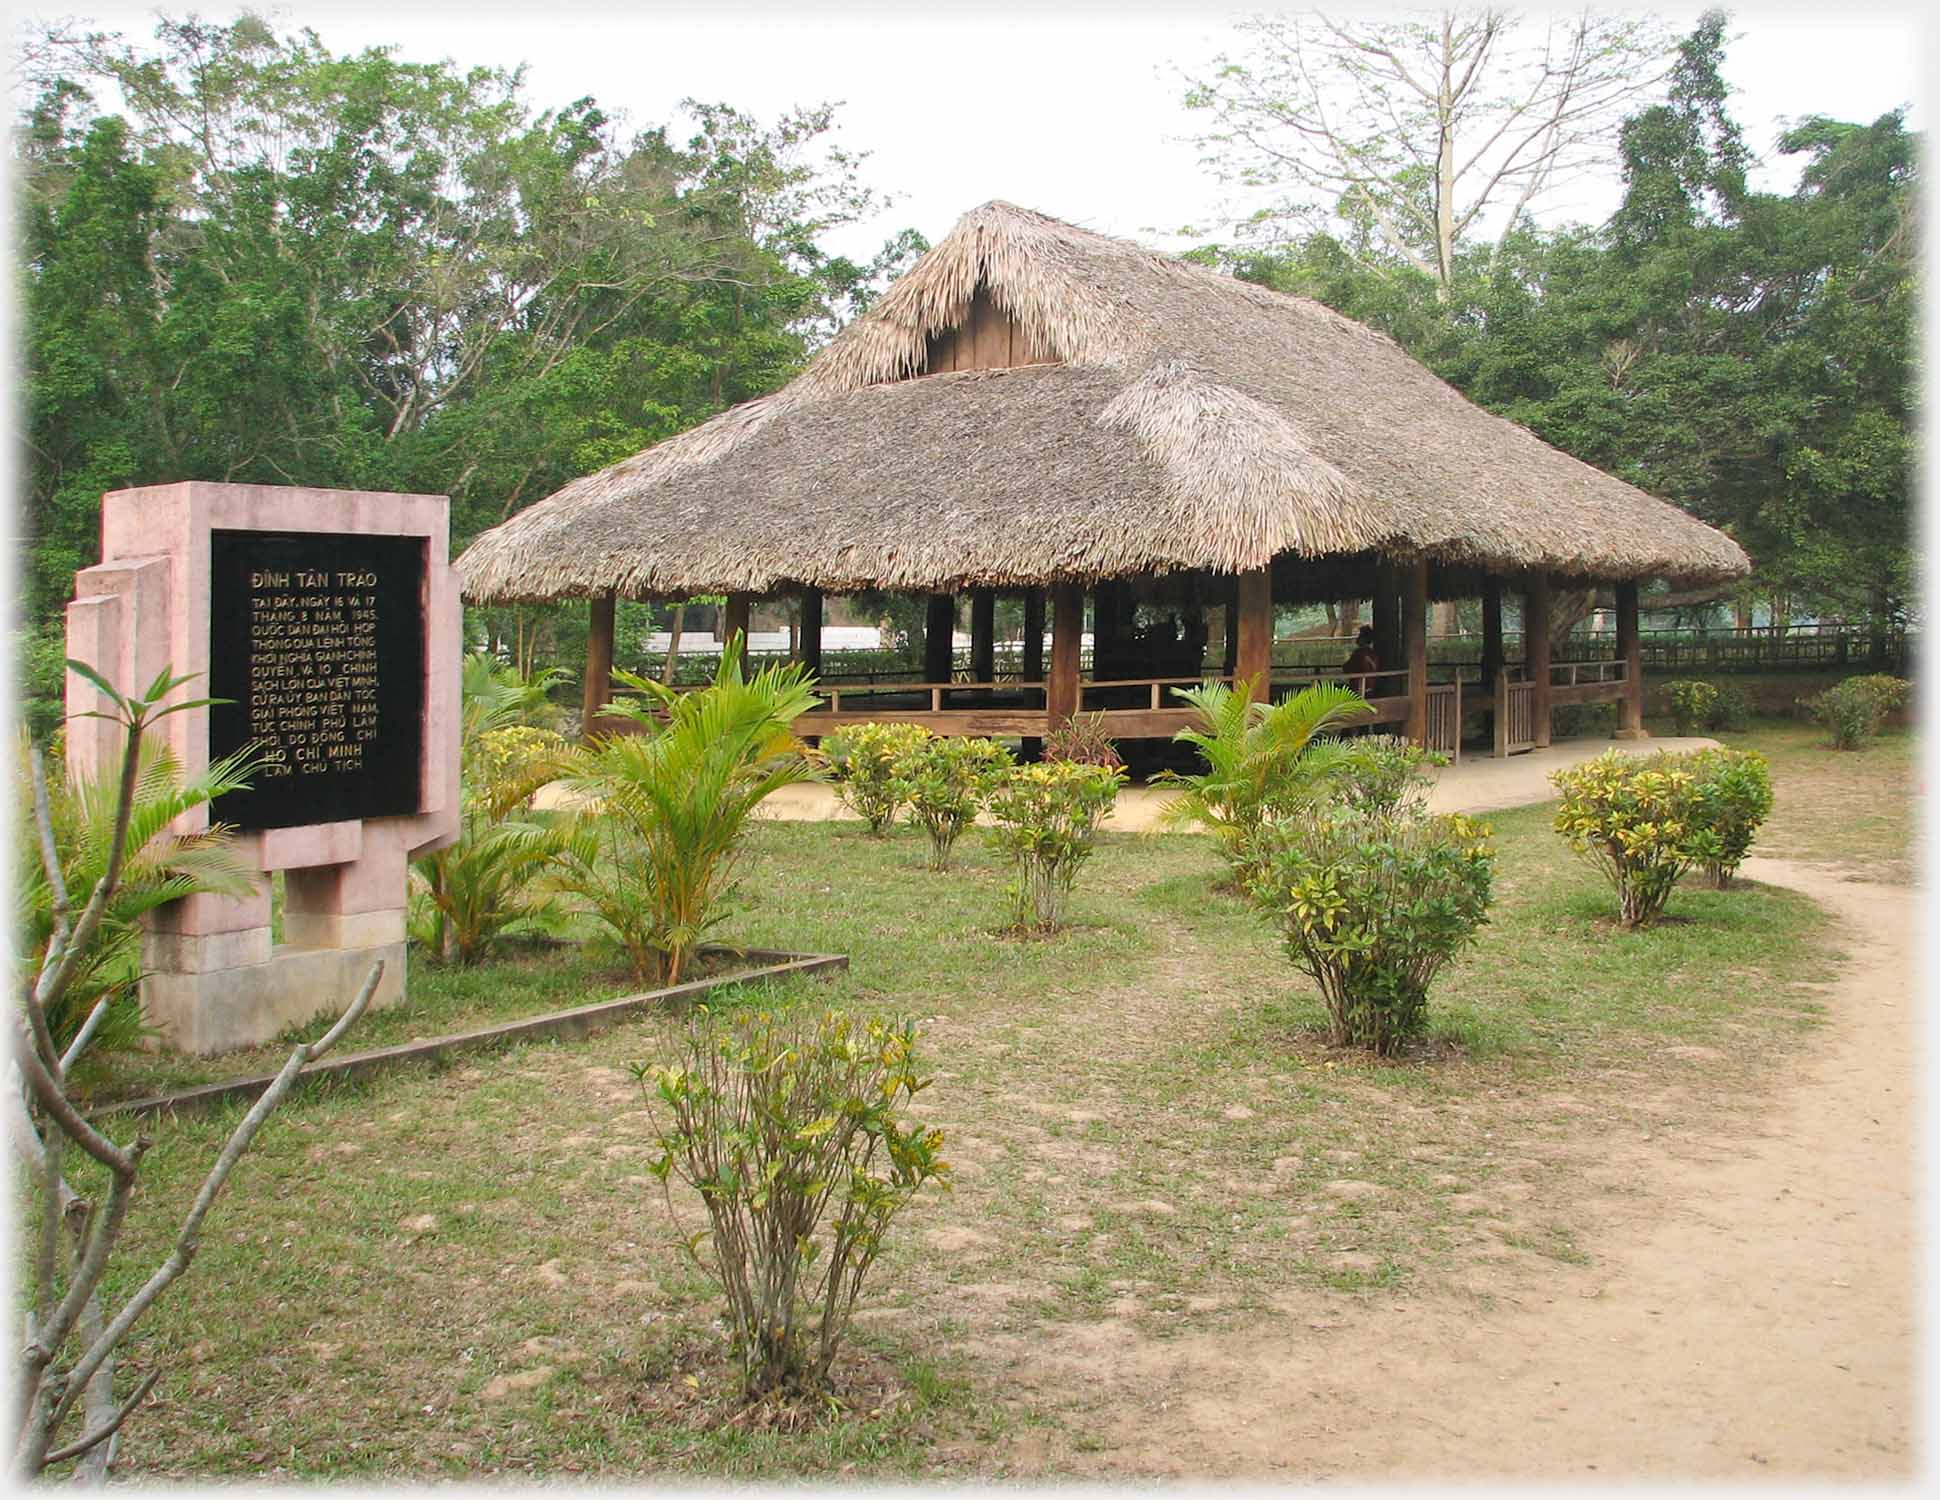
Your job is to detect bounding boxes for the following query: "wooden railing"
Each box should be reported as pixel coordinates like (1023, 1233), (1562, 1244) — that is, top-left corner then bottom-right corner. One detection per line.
(817, 677), (1046, 714)
(1495, 670), (1538, 756)
(628, 658), (1605, 761)
(1549, 659), (1626, 687)
(1424, 681), (1461, 764)
(1077, 674), (1237, 712)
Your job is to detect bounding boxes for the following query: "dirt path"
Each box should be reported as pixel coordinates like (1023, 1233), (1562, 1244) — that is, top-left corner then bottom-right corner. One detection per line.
(734, 735), (1725, 829)
(1014, 858), (1917, 1481)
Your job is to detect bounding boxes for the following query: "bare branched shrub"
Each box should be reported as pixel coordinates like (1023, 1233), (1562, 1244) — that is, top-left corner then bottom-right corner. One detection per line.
(11, 664), (376, 1480)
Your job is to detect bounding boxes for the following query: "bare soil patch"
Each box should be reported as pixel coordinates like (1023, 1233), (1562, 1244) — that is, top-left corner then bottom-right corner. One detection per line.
(968, 858), (1915, 1480)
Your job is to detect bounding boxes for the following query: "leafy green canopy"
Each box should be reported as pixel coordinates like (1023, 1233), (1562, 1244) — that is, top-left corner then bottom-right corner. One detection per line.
(1190, 11), (1915, 624)
(16, 14), (921, 626)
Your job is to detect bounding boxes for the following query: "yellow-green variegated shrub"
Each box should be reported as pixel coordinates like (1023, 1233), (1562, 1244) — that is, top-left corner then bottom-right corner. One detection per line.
(890, 735), (1013, 870)
(638, 1007), (948, 1398)
(1551, 751), (1706, 928)
(1687, 746), (1773, 887)
(821, 722), (932, 834)
(985, 761), (1124, 932)
(1245, 807), (1494, 1055)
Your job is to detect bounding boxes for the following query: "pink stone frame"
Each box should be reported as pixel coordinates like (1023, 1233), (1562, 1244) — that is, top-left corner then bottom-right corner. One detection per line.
(65, 483), (461, 1053)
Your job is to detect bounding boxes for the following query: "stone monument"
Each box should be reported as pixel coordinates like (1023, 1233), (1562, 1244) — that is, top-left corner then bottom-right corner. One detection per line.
(65, 483), (460, 1053)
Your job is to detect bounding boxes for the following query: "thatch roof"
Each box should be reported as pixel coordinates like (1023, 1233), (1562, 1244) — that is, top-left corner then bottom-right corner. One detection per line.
(459, 201), (1749, 603)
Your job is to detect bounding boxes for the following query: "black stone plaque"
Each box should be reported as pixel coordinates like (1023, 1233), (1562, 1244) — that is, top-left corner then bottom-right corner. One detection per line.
(208, 529), (425, 830)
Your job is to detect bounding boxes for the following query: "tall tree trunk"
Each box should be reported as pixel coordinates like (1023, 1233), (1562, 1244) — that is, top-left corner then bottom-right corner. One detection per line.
(1435, 13), (1456, 300)
(1547, 587), (1600, 656)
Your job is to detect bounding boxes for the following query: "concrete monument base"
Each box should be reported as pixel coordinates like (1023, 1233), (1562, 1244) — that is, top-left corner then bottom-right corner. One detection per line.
(141, 935), (407, 1055)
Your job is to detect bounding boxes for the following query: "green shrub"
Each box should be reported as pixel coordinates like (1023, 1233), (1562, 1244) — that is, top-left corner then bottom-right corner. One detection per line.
(460, 651), (574, 732)
(1044, 710), (1123, 769)
(1686, 747), (1774, 888)
(890, 736), (1014, 870)
(412, 659), (578, 965)
(1332, 734), (1443, 816)
(638, 1006), (948, 1399)
(554, 644), (818, 983)
(1705, 681), (1751, 733)
(1244, 807), (1494, 1056)
(409, 724), (572, 964)
(821, 722), (932, 833)
(1809, 679), (1873, 748)
(1851, 673), (1911, 724)
(1665, 679), (1720, 736)
(1551, 701), (1616, 739)
(1551, 751), (1706, 928)
(986, 761), (1124, 932)
(1157, 678), (1369, 871)
(1810, 674), (1908, 749)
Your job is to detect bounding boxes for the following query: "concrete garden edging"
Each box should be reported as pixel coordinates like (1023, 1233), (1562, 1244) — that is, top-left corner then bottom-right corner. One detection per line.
(92, 946), (847, 1122)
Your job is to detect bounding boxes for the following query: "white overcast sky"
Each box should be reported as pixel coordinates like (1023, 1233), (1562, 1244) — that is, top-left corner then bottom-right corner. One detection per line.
(17, 0), (1932, 263)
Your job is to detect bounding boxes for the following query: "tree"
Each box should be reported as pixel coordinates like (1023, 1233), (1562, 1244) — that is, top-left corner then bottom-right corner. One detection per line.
(1182, 6), (1674, 295)
(14, 12), (911, 638)
(1198, 10), (1917, 626)
(19, 115), (170, 616)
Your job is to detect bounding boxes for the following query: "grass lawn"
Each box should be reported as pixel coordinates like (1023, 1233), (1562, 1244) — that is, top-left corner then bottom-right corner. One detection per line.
(35, 719), (1911, 1480)
(1708, 716), (1918, 881)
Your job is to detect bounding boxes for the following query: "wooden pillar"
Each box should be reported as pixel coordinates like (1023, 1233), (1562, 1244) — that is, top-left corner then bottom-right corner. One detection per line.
(1235, 565), (1273, 703)
(582, 589), (615, 739)
(1404, 559), (1429, 743)
(1526, 574), (1553, 749)
(723, 592), (751, 654)
(799, 587), (823, 678)
(1615, 579), (1646, 739)
(1022, 588), (1047, 760)
(924, 593), (955, 684)
(1221, 580), (1239, 677)
(970, 588), (996, 682)
(1372, 559), (1401, 678)
(1022, 589), (1046, 682)
(1480, 582), (1505, 688)
(1048, 582), (1084, 726)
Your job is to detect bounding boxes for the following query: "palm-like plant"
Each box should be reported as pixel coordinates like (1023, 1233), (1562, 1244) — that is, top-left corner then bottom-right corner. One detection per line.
(459, 651), (573, 736)
(410, 727), (573, 964)
(1157, 676), (1371, 873)
(553, 638), (819, 984)
(15, 729), (260, 1057)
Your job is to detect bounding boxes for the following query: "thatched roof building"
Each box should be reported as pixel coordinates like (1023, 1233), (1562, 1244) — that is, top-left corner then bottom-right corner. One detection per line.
(459, 200), (1750, 757)
(459, 200), (1747, 604)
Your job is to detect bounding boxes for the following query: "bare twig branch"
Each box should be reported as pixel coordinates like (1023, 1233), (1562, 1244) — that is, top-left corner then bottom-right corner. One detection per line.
(41, 1370), (159, 1468)
(30, 747), (71, 951)
(1182, 7), (1674, 287)
(14, 664), (378, 1478)
(36, 1114), (63, 1329)
(13, 1011), (137, 1175)
(50, 962), (383, 1433)
(59, 999), (114, 1079)
(34, 695), (146, 1020)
